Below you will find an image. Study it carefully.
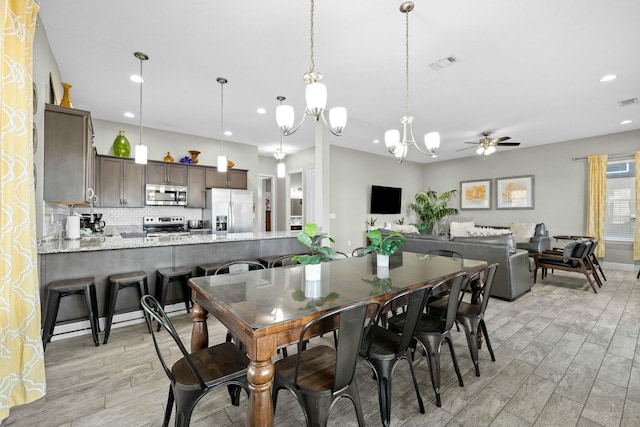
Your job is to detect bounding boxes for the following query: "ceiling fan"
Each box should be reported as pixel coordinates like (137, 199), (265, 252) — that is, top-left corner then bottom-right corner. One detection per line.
(457, 131), (521, 155)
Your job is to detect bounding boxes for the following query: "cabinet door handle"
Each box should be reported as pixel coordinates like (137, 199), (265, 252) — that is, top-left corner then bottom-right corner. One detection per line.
(123, 199), (127, 205)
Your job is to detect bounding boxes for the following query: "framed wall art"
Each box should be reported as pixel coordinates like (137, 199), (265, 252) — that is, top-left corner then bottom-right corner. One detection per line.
(495, 175), (535, 209)
(460, 179), (491, 210)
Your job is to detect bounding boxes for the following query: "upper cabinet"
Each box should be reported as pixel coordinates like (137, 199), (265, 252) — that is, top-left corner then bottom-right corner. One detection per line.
(44, 104), (95, 205)
(96, 155), (145, 207)
(205, 167), (247, 189)
(146, 161), (187, 186)
(187, 166), (206, 208)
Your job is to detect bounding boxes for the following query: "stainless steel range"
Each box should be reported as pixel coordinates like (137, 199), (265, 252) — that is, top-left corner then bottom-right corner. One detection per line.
(142, 216), (189, 237)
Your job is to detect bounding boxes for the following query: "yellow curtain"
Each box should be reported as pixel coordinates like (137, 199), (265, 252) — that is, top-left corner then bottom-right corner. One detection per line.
(587, 155), (608, 258)
(0, 0), (44, 422)
(634, 151), (640, 260)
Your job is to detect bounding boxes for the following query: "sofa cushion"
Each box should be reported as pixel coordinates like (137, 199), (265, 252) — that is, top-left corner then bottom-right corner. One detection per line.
(510, 222), (536, 244)
(393, 224), (420, 234)
(452, 234), (517, 254)
(449, 221), (475, 238)
(412, 233), (450, 241)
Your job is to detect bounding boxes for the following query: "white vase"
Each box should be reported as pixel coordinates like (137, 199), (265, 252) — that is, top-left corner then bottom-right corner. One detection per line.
(304, 280), (322, 298)
(377, 266), (390, 279)
(305, 263), (322, 281)
(377, 253), (389, 267)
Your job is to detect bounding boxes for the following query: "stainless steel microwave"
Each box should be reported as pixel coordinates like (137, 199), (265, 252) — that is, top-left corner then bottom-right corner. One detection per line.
(145, 184), (188, 206)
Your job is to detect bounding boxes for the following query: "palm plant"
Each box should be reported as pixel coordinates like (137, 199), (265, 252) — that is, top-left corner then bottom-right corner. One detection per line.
(409, 189), (459, 234)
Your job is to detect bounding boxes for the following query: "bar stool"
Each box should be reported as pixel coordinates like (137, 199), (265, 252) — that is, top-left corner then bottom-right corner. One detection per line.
(196, 262), (224, 277)
(156, 267), (193, 331)
(42, 277), (99, 351)
(103, 271), (150, 344)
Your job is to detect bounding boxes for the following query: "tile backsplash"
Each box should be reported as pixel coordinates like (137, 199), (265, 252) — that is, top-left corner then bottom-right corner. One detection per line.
(42, 202), (202, 237)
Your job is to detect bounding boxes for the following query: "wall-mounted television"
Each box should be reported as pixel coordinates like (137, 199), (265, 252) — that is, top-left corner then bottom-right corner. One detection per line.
(370, 185), (402, 214)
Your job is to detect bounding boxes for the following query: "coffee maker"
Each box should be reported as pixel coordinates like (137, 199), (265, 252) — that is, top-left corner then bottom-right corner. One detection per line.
(80, 213), (105, 233)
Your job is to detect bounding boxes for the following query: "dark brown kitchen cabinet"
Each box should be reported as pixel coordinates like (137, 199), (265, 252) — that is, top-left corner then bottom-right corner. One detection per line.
(97, 156), (145, 207)
(43, 104), (95, 204)
(187, 166), (206, 208)
(146, 161), (187, 186)
(205, 167), (247, 189)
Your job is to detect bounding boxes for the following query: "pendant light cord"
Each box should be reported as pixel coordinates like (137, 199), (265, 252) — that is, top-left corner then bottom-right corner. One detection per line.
(139, 57), (143, 146)
(405, 9), (410, 117)
(309, 0), (315, 73)
(220, 80), (225, 153)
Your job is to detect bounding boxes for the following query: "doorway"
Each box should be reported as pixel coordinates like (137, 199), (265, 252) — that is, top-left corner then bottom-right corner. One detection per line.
(287, 170), (303, 231)
(258, 175), (275, 232)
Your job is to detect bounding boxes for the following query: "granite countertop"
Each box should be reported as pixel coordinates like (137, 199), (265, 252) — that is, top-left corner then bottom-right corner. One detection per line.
(38, 231), (300, 254)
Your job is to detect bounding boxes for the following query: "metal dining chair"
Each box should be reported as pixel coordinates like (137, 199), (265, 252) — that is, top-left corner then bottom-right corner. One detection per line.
(141, 295), (249, 427)
(272, 300), (380, 427)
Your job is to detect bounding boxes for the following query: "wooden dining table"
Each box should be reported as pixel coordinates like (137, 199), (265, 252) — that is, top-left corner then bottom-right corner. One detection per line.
(188, 251), (487, 427)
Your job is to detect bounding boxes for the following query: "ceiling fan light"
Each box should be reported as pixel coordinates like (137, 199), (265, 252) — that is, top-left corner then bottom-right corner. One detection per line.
(328, 106), (347, 132)
(276, 104), (295, 133)
(486, 146), (496, 155)
(476, 146), (484, 155)
(424, 131), (440, 151)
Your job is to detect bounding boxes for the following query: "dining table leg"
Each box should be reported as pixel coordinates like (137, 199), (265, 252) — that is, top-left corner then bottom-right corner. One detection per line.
(190, 302), (209, 352)
(246, 357), (275, 427)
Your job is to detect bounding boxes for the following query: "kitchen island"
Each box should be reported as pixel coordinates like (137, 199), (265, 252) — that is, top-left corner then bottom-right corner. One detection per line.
(37, 232), (307, 336)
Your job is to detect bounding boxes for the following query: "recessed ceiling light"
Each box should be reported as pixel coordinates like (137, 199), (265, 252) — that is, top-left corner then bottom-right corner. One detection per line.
(129, 74), (143, 83)
(124, 112), (135, 118)
(599, 74), (617, 82)
(224, 131), (232, 136)
(257, 107), (266, 114)
(373, 139), (380, 144)
(620, 120), (632, 125)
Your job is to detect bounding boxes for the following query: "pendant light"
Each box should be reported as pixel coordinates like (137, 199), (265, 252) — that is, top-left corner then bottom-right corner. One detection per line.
(134, 52), (149, 164)
(217, 77), (228, 173)
(274, 96), (287, 178)
(384, 2), (440, 163)
(275, 0), (347, 137)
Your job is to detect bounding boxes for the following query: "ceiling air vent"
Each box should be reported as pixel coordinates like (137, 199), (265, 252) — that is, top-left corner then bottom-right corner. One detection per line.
(618, 97), (638, 107)
(429, 56), (460, 71)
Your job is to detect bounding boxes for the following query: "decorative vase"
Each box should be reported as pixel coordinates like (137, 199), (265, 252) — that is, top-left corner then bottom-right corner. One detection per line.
(304, 280), (322, 298)
(377, 254), (390, 267)
(305, 263), (322, 281)
(189, 150), (201, 164)
(60, 82), (73, 108)
(112, 131), (131, 157)
(377, 266), (390, 279)
(164, 152), (174, 162)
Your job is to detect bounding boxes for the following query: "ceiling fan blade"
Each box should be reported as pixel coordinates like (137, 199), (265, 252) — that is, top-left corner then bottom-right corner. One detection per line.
(496, 142), (521, 146)
(494, 136), (511, 142)
(464, 141), (479, 145)
(456, 145), (480, 152)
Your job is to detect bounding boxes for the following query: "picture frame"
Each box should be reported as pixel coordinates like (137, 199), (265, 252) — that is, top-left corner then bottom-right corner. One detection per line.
(460, 179), (492, 210)
(495, 175), (535, 209)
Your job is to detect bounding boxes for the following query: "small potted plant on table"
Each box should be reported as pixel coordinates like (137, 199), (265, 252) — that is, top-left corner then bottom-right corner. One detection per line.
(362, 229), (406, 267)
(293, 223), (336, 281)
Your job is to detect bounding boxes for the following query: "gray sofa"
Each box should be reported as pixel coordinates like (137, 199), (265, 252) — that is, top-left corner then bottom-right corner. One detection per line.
(400, 233), (532, 301)
(477, 223), (551, 254)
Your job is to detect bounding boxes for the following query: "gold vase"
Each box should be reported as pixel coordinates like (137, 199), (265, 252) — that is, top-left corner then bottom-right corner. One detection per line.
(164, 151), (174, 162)
(60, 82), (73, 108)
(188, 150), (200, 164)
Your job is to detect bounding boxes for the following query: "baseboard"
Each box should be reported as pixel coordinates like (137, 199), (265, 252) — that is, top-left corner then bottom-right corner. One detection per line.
(47, 302), (188, 342)
(601, 261), (636, 272)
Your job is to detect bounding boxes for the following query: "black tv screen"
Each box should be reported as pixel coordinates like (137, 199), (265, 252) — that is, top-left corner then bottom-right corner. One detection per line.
(370, 185), (402, 214)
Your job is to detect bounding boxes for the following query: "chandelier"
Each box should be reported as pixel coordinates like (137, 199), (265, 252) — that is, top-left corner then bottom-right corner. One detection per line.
(133, 52), (149, 164)
(275, 0), (346, 137)
(385, 1), (440, 163)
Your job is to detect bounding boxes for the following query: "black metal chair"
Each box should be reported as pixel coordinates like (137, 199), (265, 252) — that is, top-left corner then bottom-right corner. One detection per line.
(359, 286), (431, 426)
(272, 300), (380, 427)
(214, 260), (266, 275)
(141, 295), (249, 427)
(388, 272), (467, 407)
(270, 255), (300, 268)
(332, 251), (349, 259)
(351, 247), (367, 257)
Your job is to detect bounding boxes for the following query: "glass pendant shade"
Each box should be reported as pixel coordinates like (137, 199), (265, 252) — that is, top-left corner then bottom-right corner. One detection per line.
(424, 131), (440, 151)
(276, 104), (295, 133)
(217, 155), (228, 172)
(134, 144), (147, 164)
(385, 129), (400, 151)
(305, 82), (327, 114)
(277, 162), (286, 178)
(329, 107), (347, 132)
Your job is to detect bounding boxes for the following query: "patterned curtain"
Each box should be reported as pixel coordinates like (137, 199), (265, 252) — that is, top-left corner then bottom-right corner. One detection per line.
(587, 155), (608, 258)
(635, 151), (640, 260)
(0, 0), (44, 422)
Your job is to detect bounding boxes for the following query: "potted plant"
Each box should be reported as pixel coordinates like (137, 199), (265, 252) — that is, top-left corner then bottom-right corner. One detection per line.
(409, 189), (459, 234)
(292, 223), (337, 281)
(366, 217), (378, 231)
(362, 229), (406, 267)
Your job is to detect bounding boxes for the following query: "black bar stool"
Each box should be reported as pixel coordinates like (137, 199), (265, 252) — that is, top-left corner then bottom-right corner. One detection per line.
(42, 277), (99, 351)
(156, 267), (193, 331)
(196, 262), (224, 277)
(103, 271), (150, 344)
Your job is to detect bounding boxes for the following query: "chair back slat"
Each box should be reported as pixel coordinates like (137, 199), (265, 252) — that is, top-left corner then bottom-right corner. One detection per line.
(478, 263), (499, 314)
(436, 272), (467, 332)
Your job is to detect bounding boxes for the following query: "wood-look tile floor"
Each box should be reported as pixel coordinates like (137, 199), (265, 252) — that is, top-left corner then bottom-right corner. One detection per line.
(4, 268), (640, 426)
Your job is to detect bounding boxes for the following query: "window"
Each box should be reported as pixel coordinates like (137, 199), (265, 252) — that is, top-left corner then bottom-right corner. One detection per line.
(605, 159), (636, 241)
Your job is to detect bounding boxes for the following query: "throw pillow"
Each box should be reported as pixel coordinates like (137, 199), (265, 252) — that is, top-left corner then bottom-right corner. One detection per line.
(450, 221), (475, 238)
(510, 222), (536, 244)
(394, 224), (419, 235)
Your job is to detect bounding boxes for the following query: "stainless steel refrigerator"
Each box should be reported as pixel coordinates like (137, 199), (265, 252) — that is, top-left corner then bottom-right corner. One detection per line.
(204, 189), (254, 234)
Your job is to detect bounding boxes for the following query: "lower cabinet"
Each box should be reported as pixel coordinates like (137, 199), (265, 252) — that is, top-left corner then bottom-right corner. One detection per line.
(97, 156), (145, 207)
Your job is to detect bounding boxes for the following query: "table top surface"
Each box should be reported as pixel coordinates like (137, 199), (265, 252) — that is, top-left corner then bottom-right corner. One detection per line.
(188, 251), (486, 330)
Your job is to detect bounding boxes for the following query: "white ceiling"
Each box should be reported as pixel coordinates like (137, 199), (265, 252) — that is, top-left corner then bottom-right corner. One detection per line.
(37, 0), (640, 164)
